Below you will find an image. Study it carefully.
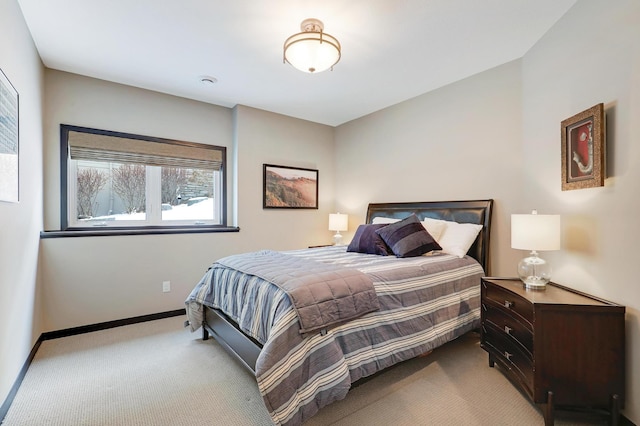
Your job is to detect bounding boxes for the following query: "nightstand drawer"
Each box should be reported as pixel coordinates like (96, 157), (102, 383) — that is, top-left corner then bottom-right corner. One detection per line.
(482, 280), (533, 325)
(483, 323), (534, 395)
(482, 302), (533, 356)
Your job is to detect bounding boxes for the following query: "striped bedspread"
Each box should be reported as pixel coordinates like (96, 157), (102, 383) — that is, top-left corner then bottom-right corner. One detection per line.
(185, 245), (484, 426)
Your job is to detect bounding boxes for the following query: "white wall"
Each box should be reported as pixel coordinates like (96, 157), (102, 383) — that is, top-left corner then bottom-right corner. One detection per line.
(0, 0), (44, 409)
(42, 70), (234, 231)
(39, 70), (234, 330)
(233, 105), (335, 253)
(334, 60), (524, 276)
(38, 71), (335, 332)
(334, 1), (640, 421)
(521, 0), (640, 422)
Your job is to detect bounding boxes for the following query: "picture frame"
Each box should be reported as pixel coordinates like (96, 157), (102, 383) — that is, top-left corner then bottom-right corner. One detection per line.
(0, 68), (19, 203)
(561, 103), (604, 191)
(263, 164), (318, 209)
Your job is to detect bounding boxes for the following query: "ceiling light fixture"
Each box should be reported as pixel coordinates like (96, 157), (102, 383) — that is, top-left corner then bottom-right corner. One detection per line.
(283, 18), (341, 74)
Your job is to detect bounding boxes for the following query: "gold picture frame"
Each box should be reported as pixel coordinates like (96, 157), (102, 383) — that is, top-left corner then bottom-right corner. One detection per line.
(561, 103), (605, 191)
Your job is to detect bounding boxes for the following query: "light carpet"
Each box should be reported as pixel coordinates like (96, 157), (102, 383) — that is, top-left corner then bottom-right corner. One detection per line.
(3, 316), (610, 425)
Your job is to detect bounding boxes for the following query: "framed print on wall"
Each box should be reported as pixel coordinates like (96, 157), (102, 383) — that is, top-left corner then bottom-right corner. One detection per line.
(263, 164), (318, 209)
(0, 68), (19, 203)
(561, 103), (604, 191)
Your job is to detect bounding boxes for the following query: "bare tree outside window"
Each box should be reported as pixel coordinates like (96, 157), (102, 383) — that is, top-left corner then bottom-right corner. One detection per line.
(77, 168), (108, 217)
(161, 167), (188, 205)
(112, 164), (146, 213)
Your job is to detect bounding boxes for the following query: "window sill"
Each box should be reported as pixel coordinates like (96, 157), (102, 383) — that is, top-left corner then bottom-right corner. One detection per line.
(40, 226), (240, 239)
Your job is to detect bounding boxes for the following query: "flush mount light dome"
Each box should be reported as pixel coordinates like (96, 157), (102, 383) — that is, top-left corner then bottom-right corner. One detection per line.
(283, 18), (341, 74)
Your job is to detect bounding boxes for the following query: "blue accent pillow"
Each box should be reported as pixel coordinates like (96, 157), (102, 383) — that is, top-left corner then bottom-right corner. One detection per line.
(375, 214), (442, 258)
(347, 223), (391, 256)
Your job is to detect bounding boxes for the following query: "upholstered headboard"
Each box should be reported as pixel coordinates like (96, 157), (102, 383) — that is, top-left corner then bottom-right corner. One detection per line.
(365, 200), (493, 274)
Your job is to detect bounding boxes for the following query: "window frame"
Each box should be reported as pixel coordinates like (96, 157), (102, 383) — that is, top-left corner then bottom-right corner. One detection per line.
(59, 124), (229, 233)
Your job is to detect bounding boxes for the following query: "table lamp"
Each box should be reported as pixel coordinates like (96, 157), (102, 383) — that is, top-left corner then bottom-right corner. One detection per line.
(328, 213), (348, 245)
(511, 210), (560, 289)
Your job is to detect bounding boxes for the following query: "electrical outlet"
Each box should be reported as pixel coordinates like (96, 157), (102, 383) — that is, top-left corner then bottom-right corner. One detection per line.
(162, 281), (171, 293)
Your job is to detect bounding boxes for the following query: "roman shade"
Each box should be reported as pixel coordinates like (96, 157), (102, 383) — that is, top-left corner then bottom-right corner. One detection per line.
(68, 130), (223, 170)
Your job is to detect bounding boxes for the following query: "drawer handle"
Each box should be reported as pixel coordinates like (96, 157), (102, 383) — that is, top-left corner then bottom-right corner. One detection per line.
(504, 351), (513, 360)
(504, 325), (512, 335)
(504, 300), (514, 309)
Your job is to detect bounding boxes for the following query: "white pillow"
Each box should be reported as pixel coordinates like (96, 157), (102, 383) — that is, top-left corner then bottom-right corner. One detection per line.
(437, 221), (483, 258)
(371, 217), (399, 224)
(421, 218), (447, 242)
(372, 216), (444, 241)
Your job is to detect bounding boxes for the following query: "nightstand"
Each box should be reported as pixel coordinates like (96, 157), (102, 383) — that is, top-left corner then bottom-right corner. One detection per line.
(480, 277), (625, 425)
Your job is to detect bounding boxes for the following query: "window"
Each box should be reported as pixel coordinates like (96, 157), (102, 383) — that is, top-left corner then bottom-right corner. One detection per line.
(60, 125), (227, 231)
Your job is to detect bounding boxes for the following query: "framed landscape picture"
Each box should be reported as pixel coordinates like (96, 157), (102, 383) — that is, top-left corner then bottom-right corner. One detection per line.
(0, 68), (19, 203)
(561, 103), (604, 191)
(263, 164), (318, 209)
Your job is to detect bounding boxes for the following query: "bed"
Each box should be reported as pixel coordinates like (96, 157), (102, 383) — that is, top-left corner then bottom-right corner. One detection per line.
(186, 199), (493, 425)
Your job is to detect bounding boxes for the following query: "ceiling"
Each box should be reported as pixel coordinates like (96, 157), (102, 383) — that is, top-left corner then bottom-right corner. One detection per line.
(17, 0), (576, 127)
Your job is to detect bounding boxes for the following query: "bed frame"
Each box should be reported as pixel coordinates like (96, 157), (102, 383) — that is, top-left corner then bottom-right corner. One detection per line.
(202, 199), (494, 374)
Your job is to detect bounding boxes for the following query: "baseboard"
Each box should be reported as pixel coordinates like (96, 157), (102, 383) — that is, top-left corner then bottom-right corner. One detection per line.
(41, 308), (186, 340)
(0, 309), (185, 424)
(0, 336), (43, 423)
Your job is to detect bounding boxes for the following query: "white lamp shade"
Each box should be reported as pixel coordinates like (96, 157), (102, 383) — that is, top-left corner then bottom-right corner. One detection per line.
(328, 213), (348, 232)
(511, 213), (560, 251)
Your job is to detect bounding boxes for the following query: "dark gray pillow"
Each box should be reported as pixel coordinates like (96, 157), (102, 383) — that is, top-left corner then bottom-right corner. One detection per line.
(347, 223), (391, 256)
(375, 214), (441, 258)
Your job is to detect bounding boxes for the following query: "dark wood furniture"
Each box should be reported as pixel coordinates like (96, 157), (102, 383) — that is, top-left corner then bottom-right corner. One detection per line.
(480, 277), (625, 425)
(202, 199), (493, 373)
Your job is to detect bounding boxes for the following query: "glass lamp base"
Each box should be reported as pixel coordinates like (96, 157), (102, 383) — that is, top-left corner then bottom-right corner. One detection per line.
(518, 251), (551, 290)
(520, 276), (549, 290)
(333, 232), (343, 246)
